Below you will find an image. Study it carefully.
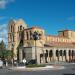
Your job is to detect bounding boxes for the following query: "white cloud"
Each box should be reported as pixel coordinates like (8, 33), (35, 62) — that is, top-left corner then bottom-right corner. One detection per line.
(67, 16), (75, 21)
(0, 0), (15, 9)
(0, 24), (8, 43)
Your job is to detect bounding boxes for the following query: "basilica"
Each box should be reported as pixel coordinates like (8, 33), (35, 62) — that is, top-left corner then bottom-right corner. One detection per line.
(8, 19), (75, 64)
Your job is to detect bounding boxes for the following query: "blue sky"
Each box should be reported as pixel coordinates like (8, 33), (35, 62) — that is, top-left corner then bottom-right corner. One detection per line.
(0, 0), (75, 42)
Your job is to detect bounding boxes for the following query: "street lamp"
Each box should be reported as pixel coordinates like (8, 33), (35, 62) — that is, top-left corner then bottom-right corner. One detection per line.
(33, 31), (39, 63)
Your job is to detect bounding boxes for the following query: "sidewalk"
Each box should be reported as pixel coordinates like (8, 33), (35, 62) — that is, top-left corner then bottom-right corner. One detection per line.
(8, 65), (65, 71)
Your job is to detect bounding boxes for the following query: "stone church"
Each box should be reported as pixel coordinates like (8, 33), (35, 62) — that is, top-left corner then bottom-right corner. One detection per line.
(8, 19), (75, 64)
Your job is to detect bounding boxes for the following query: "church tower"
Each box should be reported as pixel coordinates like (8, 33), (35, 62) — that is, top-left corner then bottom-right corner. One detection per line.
(8, 19), (28, 60)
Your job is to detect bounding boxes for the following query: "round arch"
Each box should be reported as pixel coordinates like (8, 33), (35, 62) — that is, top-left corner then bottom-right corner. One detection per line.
(49, 50), (53, 61)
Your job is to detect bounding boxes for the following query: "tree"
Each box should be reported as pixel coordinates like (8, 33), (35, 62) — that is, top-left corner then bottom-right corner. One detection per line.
(2, 50), (13, 60)
(0, 40), (12, 60)
(0, 40), (6, 51)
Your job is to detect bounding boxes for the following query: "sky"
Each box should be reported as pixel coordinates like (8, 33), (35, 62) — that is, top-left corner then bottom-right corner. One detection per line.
(0, 0), (75, 43)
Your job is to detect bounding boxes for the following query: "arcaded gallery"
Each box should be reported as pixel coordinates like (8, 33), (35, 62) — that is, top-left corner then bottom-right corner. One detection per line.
(8, 19), (75, 64)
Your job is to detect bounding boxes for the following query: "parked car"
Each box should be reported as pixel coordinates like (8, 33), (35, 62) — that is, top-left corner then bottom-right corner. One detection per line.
(0, 60), (3, 68)
(26, 59), (36, 65)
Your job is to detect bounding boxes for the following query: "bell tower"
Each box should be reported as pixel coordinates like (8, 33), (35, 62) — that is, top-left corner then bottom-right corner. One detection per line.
(8, 19), (28, 60)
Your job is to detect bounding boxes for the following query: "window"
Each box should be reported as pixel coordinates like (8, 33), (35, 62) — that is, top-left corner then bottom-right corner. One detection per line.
(63, 32), (64, 36)
(13, 26), (14, 32)
(13, 35), (14, 42)
(11, 25), (12, 32)
(20, 25), (22, 30)
(30, 31), (32, 40)
(26, 32), (28, 40)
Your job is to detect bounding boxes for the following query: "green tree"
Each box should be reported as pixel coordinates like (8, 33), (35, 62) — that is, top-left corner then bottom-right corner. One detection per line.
(0, 40), (6, 51)
(2, 50), (12, 59)
(0, 40), (12, 60)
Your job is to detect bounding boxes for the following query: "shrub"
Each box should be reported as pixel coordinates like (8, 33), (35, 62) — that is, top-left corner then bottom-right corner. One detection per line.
(26, 64), (46, 68)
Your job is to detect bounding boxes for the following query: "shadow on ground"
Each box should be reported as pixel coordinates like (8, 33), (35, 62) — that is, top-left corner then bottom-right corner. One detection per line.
(63, 73), (75, 75)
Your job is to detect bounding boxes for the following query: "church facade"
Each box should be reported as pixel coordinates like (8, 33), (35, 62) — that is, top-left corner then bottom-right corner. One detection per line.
(8, 19), (75, 64)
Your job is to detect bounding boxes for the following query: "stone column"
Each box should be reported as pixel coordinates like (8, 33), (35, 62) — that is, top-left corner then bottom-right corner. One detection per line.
(32, 46), (36, 59)
(42, 49), (45, 64)
(66, 50), (69, 62)
(53, 48), (56, 61)
(36, 47), (40, 64)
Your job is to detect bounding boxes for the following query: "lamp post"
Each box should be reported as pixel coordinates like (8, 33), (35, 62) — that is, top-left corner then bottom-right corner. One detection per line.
(33, 31), (39, 63)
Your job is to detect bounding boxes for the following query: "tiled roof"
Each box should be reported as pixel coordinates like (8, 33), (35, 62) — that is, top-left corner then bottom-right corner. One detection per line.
(44, 42), (75, 48)
(47, 35), (69, 39)
(24, 26), (43, 30)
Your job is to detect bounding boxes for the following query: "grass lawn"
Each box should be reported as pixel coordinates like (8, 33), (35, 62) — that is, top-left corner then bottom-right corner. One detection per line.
(26, 64), (46, 68)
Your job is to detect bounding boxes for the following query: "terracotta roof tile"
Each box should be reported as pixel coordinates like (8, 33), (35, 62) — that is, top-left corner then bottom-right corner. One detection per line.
(44, 42), (75, 48)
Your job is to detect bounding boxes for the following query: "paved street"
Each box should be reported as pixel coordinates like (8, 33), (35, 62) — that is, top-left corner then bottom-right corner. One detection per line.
(0, 64), (75, 75)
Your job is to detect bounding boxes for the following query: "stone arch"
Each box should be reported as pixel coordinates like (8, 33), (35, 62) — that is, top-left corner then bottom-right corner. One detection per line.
(49, 50), (53, 61)
(60, 50), (63, 61)
(68, 50), (71, 62)
(45, 50), (48, 63)
(63, 50), (67, 61)
(40, 53), (43, 63)
(56, 50), (59, 61)
(60, 50), (63, 56)
(64, 50), (66, 56)
(72, 50), (74, 61)
(68, 50), (71, 56)
(56, 50), (59, 57)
